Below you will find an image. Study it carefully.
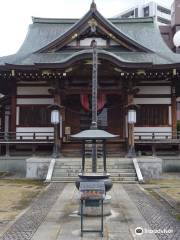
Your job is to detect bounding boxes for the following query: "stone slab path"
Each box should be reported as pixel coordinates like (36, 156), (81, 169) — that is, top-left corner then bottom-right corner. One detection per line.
(0, 183), (179, 240)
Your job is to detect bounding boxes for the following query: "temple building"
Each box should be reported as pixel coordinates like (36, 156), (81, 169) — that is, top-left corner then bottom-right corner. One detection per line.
(0, 1), (180, 156)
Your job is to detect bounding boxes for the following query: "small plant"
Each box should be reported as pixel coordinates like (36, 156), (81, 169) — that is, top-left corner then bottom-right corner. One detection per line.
(177, 121), (180, 132)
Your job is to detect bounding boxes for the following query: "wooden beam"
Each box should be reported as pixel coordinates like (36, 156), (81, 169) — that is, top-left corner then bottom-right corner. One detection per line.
(10, 79), (16, 132)
(171, 85), (177, 138)
(53, 80), (65, 147)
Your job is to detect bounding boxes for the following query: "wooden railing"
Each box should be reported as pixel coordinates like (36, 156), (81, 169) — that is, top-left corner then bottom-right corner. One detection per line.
(0, 131), (54, 143)
(134, 131), (180, 143)
(0, 131), (55, 156)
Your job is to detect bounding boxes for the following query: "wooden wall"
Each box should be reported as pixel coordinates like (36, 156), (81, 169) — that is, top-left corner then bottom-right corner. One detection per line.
(16, 83), (54, 137)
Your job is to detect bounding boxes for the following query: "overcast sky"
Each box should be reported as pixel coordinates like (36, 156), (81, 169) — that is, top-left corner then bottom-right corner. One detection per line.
(0, 0), (174, 57)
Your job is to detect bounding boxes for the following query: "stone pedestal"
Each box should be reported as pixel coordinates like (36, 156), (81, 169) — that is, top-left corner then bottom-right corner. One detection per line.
(79, 195), (111, 216)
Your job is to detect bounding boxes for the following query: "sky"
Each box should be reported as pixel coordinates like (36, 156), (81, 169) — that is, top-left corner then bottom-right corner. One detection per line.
(0, 0), (174, 57)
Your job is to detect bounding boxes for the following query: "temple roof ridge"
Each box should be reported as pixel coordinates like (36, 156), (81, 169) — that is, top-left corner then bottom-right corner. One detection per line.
(32, 16), (154, 25)
(32, 17), (79, 24)
(90, 0), (97, 11)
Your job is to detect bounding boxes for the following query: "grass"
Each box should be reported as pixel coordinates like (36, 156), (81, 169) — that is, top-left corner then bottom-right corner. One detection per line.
(145, 179), (180, 186)
(146, 189), (162, 201)
(176, 214), (180, 221)
(0, 179), (46, 221)
(13, 191), (40, 210)
(0, 172), (8, 177)
(0, 178), (45, 185)
(145, 176), (180, 221)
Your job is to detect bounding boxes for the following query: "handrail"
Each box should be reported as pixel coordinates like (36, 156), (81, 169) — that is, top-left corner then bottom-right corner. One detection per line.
(45, 158), (56, 182)
(133, 158), (144, 184)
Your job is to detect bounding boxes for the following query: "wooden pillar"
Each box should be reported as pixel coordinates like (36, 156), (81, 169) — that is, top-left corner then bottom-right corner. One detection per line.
(122, 91), (127, 140)
(103, 140), (107, 173)
(127, 92), (134, 147)
(54, 90), (62, 146)
(82, 140), (85, 173)
(10, 80), (16, 132)
(171, 86), (177, 138)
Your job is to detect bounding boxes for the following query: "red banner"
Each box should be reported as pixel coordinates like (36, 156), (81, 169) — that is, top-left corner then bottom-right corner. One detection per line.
(80, 94), (106, 112)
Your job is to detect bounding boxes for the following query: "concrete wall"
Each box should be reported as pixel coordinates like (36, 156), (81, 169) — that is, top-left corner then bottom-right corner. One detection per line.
(137, 157), (163, 180)
(162, 157), (180, 172)
(0, 156), (179, 180)
(0, 158), (26, 176)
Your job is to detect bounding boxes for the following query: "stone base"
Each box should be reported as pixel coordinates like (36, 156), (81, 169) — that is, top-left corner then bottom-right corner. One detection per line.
(137, 157), (162, 180)
(78, 195), (111, 216)
(26, 157), (51, 179)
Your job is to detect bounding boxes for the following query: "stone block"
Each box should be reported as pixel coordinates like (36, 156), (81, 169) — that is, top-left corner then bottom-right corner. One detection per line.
(26, 157), (51, 179)
(137, 157), (162, 180)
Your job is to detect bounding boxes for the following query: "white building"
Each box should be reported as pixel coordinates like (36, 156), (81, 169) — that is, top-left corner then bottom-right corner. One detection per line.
(116, 1), (171, 25)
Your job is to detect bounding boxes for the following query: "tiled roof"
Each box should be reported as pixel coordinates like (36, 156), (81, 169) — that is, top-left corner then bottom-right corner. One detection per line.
(0, 11), (180, 66)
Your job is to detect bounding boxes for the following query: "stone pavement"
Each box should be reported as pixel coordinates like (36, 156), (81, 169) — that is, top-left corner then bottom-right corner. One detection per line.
(0, 183), (179, 240)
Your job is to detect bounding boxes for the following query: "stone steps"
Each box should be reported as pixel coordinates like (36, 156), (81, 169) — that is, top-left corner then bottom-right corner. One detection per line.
(51, 180), (138, 184)
(51, 176), (138, 182)
(53, 172), (137, 177)
(51, 158), (138, 183)
(53, 169), (136, 173)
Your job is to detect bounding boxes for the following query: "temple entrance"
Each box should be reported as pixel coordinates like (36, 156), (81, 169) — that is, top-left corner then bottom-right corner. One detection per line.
(59, 58), (128, 155)
(64, 94), (125, 141)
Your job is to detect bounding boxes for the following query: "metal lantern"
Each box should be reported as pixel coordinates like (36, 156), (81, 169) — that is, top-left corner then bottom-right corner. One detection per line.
(51, 109), (60, 124)
(128, 109), (136, 124)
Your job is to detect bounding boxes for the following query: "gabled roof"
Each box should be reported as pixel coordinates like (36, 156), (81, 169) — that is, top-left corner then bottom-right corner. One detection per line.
(0, 2), (180, 68)
(36, 2), (152, 53)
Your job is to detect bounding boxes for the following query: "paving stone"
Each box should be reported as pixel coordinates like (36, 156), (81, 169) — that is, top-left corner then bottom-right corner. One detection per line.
(1, 183), (180, 240)
(108, 222), (130, 233)
(0, 183), (65, 240)
(108, 233), (133, 240)
(124, 185), (180, 240)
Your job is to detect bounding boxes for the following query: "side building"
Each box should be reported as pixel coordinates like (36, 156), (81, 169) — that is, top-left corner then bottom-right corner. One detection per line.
(115, 1), (171, 25)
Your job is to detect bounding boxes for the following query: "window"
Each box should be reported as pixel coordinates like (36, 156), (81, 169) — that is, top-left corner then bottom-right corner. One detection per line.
(143, 6), (150, 17)
(157, 5), (171, 15)
(157, 17), (171, 25)
(136, 105), (169, 126)
(19, 106), (51, 127)
(135, 8), (138, 18)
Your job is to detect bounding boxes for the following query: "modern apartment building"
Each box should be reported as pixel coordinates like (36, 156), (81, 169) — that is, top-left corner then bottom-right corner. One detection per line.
(116, 1), (171, 25)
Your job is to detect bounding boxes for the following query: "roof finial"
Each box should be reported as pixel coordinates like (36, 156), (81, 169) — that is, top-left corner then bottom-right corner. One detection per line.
(90, 0), (97, 11)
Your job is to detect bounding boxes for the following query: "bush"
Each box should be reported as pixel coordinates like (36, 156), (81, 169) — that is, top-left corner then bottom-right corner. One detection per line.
(177, 121), (180, 132)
